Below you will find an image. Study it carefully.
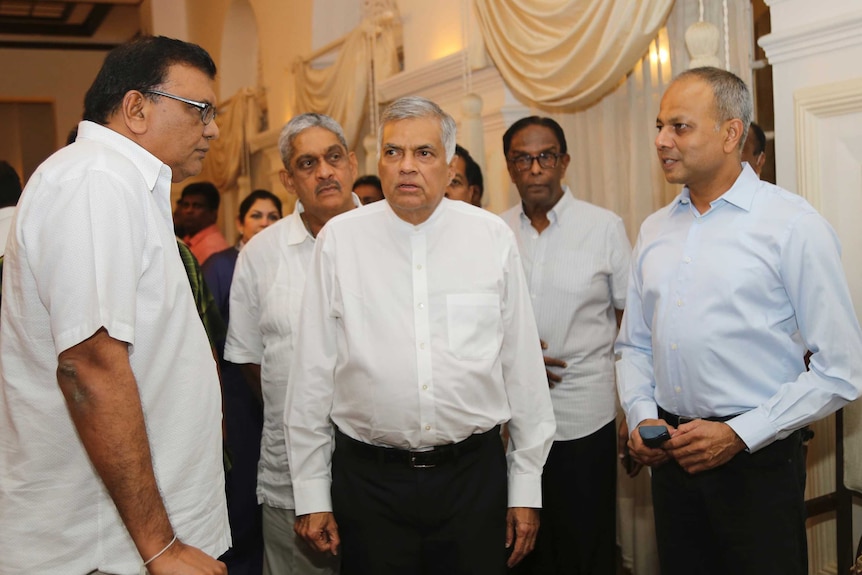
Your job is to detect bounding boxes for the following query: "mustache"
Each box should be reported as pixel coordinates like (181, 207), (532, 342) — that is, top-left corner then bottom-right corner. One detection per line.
(315, 180), (341, 194)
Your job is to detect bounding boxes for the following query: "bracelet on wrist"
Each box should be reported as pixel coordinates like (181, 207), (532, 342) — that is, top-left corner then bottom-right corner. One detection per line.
(143, 534), (177, 566)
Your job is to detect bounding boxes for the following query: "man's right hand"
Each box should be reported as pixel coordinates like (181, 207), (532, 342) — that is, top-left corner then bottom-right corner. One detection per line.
(628, 419), (674, 467)
(295, 512), (340, 556)
(540, 340), (566, 388)
(146, 539), (226, 575)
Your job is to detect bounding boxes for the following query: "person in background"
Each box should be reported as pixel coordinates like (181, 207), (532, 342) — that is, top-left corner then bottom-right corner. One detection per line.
(202, 188), (283, 575)
(617, 66), (862, 575)
(180, 181), (230, 264)
(0, 35), (229, 575)
(0, 161), (22, 256)
(502, 116), (630, 575)
(741, 121), (766, 178)
(352, 174), (384, 205)
(225, 113), (360, 575)
(446, 144), (484, 207)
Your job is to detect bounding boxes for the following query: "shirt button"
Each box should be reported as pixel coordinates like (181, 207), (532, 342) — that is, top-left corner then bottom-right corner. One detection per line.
(684, 256), (691, 263)
(416, 264), (422, 270)
(425, 425), (431, 431)
(677, 299), (683, 307)
(417, 302), (425, 309)
(419, 342), (426, 350)
(675, 386), (682, 393)
(671, 343), (678, 350)
(422, 384), (428, 390)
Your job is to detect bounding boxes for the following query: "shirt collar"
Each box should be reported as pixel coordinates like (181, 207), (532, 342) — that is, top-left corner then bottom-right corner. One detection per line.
(286, 192), (363, 245)
(76, 120), (168, 193)
(517, 186), (572, 227)
(385, 194), (448, 231)
(670, 165), (759, 215)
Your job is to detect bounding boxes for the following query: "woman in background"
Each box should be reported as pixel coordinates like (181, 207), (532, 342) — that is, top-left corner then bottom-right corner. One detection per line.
(203, 189), (282, 575)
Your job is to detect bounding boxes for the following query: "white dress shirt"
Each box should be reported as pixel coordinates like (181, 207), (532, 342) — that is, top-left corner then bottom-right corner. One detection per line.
(502, 189), (630, 440)
(225, 197), (358, 510)
(0, 121), (230, 574)
(616, 165), (862, 452)
(286, 198), (556, 515)
(0, 205), (15, 256)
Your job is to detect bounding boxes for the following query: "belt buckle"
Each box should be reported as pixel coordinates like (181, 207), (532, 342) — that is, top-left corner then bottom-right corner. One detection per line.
(409, 452), (435, 469)
(678, 416), (697, 426)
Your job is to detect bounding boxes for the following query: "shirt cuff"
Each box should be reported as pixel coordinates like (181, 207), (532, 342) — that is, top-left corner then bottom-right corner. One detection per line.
(508, 472), (542, 508)
(725, 407), (776, 453)
(291, 479), (333, 516)
(629, 402), (659, 432)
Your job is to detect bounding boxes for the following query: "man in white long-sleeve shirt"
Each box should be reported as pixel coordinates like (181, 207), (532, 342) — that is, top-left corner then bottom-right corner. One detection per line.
(285, 96), (556, 575)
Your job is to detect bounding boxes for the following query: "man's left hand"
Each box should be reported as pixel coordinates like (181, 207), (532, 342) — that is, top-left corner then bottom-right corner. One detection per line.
(664, 419), (746, 473)
(505, 507), (539, 568)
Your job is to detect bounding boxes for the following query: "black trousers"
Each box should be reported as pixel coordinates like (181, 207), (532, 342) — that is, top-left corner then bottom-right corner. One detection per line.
(511, 420), (617, 575)
(332, 428), (508, 575)
(651, 430), (807, 575)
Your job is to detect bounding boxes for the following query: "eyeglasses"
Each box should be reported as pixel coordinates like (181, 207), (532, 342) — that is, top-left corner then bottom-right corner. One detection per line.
(507, 152), (562, 172)
(145, 90), (217, 125)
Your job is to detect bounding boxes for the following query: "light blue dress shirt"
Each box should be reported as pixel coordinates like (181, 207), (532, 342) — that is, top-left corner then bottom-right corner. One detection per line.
(615, 165), (862, 452)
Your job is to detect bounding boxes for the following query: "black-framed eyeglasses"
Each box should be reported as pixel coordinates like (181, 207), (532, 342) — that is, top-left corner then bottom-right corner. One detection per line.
(507, 152), (562, 172)
(144, 89), (217, 125)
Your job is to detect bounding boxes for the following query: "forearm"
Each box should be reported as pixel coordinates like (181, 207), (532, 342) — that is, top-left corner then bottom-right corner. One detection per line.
(57, 328), (173, 562)
(240, 363), (262, 403)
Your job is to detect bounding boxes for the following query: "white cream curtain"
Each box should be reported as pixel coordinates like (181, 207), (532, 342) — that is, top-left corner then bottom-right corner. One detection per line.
(293, 17), (400, 150)
(199, 87), (261, 192)
(473, 0), (674, 111)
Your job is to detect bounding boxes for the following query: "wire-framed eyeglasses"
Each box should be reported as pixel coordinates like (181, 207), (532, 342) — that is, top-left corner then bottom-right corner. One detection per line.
(507, 152), (562, 172)
(145, 90), (217, 125)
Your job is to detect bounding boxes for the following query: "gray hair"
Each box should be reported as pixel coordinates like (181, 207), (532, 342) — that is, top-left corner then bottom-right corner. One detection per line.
(377, 96), (457, 162)
(673, 67), (753, 150)
(278, 113), (349, 171)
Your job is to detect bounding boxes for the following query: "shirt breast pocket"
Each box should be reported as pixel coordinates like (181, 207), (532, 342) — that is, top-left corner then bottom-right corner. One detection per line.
(446, 293), (502, 360)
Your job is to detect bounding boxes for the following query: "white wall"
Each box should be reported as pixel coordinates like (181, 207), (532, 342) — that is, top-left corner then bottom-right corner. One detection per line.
(0, 49), (107, 150)
(761, 1), (862, 572)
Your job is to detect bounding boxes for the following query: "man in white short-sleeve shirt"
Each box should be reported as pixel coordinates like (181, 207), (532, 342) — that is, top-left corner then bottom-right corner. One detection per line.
(225, 113), (359, 575)
(0, 36), (230, 575)
(501, 116), (630, 575)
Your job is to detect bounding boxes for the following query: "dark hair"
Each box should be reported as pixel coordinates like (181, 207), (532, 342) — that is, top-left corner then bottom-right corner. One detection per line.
(239, 189), (282, 221)
(181, 181), (220, 211)
(0, 161), (22, 208)
(83, 35), (216, 125)
(673, 67), (753, 150)
(502, 116), (568, 157)
(352, 174), (382, 192)
(749, 122), (766, 156)
(454, 145), (484, 193)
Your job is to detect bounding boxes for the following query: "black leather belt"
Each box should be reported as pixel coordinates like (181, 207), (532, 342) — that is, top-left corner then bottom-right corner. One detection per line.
(658, 406), (742, 428)
(335, 426), (500, 469)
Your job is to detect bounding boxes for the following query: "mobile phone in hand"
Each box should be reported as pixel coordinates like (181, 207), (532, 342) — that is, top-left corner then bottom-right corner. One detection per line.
(639, 425), (671, 448)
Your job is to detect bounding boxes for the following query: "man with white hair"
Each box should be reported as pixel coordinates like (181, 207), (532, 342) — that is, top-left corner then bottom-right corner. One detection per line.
(286, 96), (555, 574)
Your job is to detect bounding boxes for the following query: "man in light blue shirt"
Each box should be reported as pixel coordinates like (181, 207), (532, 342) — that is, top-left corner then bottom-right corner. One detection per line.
(616, 66), (862, 575)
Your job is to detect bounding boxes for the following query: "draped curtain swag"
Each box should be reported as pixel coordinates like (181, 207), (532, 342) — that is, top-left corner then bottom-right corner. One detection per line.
(474, 0), (674, 111)
(293, 16), (400, 149)
(200, 87), (260, 192)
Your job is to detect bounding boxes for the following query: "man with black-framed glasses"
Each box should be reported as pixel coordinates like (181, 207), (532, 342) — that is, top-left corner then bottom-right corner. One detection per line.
(502, 116), (630, 575)
(0, 36), (230, 575)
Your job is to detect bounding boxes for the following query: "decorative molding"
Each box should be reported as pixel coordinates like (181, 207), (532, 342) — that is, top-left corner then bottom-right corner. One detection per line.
(794, 76), (862, 210)
(759, 10), (862, 65)
(376, 50), (504, 105)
